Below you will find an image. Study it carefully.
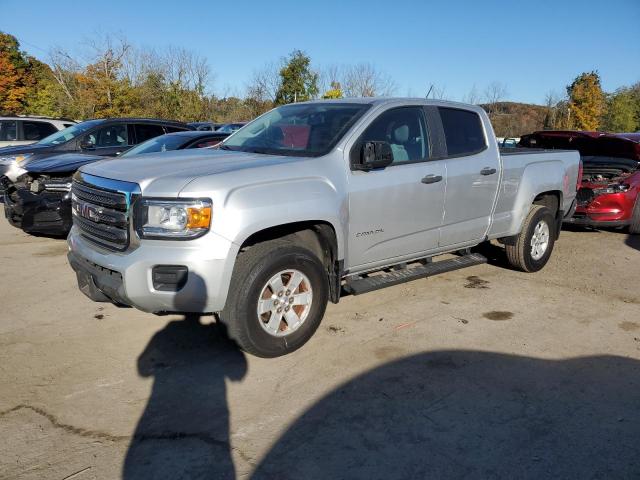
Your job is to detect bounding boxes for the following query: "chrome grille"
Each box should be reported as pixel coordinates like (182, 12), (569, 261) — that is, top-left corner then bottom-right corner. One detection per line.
(71, 179), (131, 251)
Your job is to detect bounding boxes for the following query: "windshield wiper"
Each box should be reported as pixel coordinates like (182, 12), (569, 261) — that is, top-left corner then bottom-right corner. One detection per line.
(218, 144), (233, 150)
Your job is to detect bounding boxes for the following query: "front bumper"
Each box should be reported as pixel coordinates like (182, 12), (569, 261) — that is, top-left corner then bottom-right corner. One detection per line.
(3, 184), (72, 235)
(67, 226), (240, 313)
(564, 214), (630, 228)
(566, 191), (635, 228)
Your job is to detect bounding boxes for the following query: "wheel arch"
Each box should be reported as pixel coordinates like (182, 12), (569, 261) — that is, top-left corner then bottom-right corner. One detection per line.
(238, 220), (343, 304)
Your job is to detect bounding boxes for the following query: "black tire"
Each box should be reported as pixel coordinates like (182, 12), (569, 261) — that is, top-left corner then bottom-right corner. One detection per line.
(219, 240), (329, 358)
(629, 197), (640, 234)
(505, 205), (556, 272)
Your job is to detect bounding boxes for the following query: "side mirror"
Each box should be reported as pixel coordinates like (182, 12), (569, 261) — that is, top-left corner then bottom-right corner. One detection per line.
(353, 141), (394, 171)
(79, 140), (95, 150)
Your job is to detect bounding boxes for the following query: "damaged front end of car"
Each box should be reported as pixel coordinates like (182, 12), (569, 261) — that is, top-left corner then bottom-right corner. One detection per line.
(569, 156), (639, 227)
(3, 172), (73, 235)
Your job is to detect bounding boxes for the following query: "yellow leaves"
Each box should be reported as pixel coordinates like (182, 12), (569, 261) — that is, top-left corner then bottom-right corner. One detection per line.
(567, 72), (606, 131)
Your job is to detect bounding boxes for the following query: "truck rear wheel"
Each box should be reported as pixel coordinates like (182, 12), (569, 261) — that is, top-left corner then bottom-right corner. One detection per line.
(220, 240), (329, 357)
(505, 205), (556, 272)
(629, 196), (640, 234)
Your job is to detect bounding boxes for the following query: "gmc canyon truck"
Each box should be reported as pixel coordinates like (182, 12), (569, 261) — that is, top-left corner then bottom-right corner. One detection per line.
(67, 99), (580, 357)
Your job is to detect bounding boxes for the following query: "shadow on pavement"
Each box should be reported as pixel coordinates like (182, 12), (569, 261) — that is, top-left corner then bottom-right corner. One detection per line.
(253, 351), (640, 480)
(123, 273), (247, 480)
(625, 234), (640, 252)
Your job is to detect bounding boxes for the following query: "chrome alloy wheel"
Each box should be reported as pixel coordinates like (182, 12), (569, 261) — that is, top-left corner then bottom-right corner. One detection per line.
(530, 220), (550, 261)
(257, 269), (313, 337)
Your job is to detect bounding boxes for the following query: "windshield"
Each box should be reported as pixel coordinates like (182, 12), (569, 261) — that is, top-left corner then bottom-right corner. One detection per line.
(122, 134), (188, 157)
(37, 120), (102, 146)
(221, 103), (370, 157)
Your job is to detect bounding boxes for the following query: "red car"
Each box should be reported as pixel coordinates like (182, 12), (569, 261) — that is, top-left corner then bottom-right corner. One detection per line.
(519, 131), (640, 233)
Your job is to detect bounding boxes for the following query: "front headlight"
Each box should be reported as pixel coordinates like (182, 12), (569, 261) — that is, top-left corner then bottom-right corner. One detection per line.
(593, 183), (630, 195)
(5, 162), (27, 182)
(0, 153), (33, 165)
(137, 198), (212, 239)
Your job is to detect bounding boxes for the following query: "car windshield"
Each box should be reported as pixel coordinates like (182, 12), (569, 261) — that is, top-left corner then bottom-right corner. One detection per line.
(221, 103), (370, 157)
(122, 134), (188, 156)
(37, 120), (102, 146)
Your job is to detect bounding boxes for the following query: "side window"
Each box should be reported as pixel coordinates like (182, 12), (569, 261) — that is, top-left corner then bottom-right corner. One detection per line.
(22, 121), (57, 141)
(134, 124), (165, 144)
(438, 107), (486, 156)
(0, 120), (18, 141)
(85, 125), (129, 148)
(359, 107), (428, 164)
(164, 126), (186, 133)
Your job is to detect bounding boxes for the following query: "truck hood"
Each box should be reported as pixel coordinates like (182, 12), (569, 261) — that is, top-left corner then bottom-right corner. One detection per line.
(26, 153), (105, 174)
(79, 149), (306, 194)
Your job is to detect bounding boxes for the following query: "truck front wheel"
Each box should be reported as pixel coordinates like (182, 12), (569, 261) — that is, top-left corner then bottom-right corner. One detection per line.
(220, 240), (329, 357)
(505, 205), (556, 272)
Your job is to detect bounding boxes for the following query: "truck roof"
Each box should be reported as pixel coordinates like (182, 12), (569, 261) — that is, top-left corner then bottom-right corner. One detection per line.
(300, 97), (482, 109)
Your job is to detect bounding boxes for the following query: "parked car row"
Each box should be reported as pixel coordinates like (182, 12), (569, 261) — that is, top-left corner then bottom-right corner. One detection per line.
(0, 117), (230, 235)
(1, 100), (637, 359)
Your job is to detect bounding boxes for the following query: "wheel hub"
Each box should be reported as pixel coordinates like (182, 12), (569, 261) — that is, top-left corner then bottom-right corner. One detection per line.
(530, 220), (550, 261)
(257, 269), (313, 337)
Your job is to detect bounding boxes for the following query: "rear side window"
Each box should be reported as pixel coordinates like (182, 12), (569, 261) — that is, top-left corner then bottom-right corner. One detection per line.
(134, 124), (165, 143)
(165, 125), (188, 133)
(22, 121), (57, 141)
(438, 107), (486, 156)
(0, 120), (18, 141)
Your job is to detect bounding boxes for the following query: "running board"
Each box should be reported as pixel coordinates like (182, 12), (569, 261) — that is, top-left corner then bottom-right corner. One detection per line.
(344, 253), (487, 295)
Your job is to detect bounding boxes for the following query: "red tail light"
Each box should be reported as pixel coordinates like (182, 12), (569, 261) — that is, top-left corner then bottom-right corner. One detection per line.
(576, 160), (583, 190)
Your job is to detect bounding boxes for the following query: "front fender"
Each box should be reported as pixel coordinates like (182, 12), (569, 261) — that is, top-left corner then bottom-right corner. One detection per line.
(213, 176), (346, 258)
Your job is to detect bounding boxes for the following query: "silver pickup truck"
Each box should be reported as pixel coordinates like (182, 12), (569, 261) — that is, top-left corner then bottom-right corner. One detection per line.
(67, 98), (580, 357)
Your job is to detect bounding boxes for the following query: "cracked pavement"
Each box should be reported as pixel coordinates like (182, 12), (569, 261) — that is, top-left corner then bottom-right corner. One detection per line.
(1, 219), (639, 479)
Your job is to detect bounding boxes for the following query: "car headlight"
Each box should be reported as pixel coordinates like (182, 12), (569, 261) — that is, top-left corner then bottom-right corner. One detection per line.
(593, 183), (630, 195)
(5, 163), (27, 182)
(0, 153), (33, 165)
(137, 198), (212, 239)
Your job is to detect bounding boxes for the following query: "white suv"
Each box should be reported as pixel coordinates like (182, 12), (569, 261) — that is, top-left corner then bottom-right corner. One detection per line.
(0, 116), (76, 148)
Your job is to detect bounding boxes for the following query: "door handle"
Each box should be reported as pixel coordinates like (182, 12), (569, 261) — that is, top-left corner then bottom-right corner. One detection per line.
(421, 174), (443, 184)
(480, 167), (497, 176)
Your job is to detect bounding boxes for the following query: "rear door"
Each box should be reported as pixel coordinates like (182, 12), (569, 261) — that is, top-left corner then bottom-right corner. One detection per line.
(436, 107), (500, 246)
(347, 106), (446, 270)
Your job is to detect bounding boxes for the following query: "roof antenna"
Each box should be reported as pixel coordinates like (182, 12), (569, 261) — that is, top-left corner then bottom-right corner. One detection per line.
(425, 85), (433, 99)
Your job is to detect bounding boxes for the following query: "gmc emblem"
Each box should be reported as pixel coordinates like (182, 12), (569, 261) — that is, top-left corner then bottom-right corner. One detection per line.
(73, 200), (101, 222)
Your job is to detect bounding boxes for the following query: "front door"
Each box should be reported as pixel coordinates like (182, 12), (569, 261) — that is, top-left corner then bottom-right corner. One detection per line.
(347, 106), (446, 270)
(82, 124), (131, 156)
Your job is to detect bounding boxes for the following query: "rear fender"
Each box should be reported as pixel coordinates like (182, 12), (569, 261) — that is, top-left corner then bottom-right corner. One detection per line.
(503, 161), (566, 237)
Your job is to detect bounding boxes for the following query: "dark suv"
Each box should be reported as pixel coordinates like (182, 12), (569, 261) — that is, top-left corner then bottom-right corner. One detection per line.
(0, 118), (191, 180)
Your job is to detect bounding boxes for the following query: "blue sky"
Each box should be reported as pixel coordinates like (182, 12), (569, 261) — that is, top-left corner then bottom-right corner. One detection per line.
(2, 0), (639, 105)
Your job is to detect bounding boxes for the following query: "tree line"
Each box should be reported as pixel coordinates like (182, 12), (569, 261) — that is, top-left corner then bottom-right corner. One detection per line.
(0, 32), (398, 123)
(1, 31), (638, 136)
